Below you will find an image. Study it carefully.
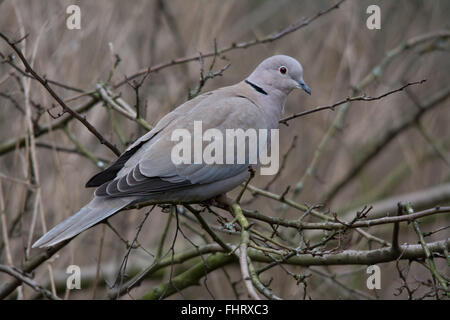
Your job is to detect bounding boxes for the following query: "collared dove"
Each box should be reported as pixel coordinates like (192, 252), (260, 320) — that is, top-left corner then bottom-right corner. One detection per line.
(33, 55), (310, 248)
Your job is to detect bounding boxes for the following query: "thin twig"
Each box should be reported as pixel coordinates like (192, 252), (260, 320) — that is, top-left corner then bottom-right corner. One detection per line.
(0, 265), (61, 300)
(113, 0), (346, 88)
(279, 80), (426, 125)
(0, 32), (121, 156)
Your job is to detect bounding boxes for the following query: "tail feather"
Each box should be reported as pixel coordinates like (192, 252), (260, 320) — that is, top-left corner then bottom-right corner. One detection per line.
(33, 197), (135, 248)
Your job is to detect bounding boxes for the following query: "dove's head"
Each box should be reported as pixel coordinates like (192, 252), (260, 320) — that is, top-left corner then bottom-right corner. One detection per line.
(246, 55), (310, 96)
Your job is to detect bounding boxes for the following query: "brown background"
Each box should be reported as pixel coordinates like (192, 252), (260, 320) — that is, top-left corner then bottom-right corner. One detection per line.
(0, 0), (449, 299)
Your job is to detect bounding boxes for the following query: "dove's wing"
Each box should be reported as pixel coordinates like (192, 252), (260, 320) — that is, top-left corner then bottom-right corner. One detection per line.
(85, 90), (216, 187)
(93, 85), (269, 198)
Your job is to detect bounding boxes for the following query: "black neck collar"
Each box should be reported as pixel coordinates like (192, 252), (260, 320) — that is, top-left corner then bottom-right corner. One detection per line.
(245, 79), (268, 95)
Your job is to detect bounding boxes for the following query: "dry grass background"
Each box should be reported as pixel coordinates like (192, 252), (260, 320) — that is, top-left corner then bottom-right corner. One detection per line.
(0, 0), (449, 299)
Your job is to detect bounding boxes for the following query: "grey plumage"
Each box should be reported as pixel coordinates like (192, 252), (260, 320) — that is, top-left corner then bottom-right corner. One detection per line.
(33, 55), (310, 248)
(32, 197), (135, 247)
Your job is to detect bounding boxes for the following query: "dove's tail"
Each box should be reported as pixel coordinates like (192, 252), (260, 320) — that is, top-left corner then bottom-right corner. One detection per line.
(32, 197), (135, 248)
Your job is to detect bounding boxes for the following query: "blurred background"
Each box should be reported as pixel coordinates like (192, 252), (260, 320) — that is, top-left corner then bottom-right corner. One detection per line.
(0, 0), (449, 299)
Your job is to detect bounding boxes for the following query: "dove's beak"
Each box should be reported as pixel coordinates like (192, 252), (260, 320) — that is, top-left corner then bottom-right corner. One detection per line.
(296, 79), (311, 95)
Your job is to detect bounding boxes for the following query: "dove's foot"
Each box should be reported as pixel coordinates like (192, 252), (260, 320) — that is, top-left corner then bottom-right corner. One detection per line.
(199, 193), (232, 208)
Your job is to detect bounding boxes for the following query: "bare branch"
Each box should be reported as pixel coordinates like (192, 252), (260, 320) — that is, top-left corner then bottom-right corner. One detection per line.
(280, 80), (426, 125)
(0, 265), (60, 300)
(113, 0), (346, 88)
(0, 32), (121, 156)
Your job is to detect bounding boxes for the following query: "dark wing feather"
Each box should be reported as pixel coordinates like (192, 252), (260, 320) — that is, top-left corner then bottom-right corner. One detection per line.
(95, 165), (192, 197)
(85, 92), (211, 188)
(85, 140), (149, 188)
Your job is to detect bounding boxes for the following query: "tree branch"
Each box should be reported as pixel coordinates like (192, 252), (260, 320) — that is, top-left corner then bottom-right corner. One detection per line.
(113, 0), (346, 88)
(0, 32), (121, 156)
(279, 80), (426, 125)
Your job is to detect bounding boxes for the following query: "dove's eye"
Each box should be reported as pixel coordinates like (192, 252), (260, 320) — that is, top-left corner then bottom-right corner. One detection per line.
(279, 66), (287, 75)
